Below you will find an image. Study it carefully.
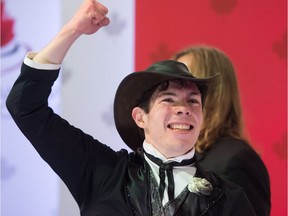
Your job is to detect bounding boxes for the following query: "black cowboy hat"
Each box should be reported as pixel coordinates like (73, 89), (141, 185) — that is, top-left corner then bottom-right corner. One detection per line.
(114, 60), (218, 151)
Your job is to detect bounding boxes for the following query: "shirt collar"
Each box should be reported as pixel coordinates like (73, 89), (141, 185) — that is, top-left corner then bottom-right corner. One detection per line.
(143, 140), (195, 163)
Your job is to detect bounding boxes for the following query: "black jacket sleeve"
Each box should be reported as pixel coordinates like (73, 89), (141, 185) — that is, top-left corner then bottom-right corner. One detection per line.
(6, 63), (118, 207)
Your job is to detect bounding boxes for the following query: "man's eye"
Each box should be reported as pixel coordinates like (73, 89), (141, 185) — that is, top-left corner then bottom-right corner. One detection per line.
(162, 98), (174, 102)
(189, 98), (200, 104)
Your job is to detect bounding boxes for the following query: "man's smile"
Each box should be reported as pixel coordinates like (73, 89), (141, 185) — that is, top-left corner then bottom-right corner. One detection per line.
(168, 123), (193, 131)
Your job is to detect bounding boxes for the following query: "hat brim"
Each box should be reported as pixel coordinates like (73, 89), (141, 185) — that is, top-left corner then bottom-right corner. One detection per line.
(114, 71), (217, 151)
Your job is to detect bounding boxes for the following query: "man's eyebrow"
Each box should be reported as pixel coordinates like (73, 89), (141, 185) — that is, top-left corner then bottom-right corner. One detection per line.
(157, 90), (201, 97)
(190, 91), (201, 96)
(157, 92), (176, 97)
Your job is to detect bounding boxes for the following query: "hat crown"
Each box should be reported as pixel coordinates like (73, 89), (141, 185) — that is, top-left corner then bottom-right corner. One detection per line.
(145, 60), (194, 78)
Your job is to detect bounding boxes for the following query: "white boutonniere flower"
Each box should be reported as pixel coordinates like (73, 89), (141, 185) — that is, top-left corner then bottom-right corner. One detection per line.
(188, 177), (213, 196)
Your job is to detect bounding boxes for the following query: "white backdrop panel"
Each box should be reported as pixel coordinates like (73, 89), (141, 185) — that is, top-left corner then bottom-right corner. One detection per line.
(1, 0), (61, 216)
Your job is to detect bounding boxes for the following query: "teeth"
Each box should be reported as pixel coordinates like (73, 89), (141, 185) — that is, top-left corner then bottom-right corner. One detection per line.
(169, 124), (191, 130)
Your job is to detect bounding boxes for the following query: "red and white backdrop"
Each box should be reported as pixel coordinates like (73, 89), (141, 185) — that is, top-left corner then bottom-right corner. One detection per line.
(135, 1), (287, 216)
(1, 0), (286, 216)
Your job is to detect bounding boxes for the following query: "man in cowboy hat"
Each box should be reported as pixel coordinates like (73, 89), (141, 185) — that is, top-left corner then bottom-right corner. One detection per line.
(6, 0), (256, 215)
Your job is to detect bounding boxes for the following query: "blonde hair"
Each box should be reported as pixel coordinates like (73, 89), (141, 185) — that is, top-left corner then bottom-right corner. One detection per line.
(173, 46), (248, 153)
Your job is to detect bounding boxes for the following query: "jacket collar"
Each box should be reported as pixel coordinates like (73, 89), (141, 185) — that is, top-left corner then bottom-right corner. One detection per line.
(126, 148), (224, 216)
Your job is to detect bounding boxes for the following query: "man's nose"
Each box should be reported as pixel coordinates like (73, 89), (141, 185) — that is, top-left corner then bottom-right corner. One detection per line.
(175, 102), (191, 116)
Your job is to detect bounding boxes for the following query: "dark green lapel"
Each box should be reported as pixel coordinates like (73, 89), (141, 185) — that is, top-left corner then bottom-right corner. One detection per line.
(126, 150), (224, 216)
(174, 160), (224, 216)
(126, 148), (152, 216)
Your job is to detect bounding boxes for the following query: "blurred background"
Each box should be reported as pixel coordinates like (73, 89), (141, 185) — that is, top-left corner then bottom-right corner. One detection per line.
(1, 0), (286, 215)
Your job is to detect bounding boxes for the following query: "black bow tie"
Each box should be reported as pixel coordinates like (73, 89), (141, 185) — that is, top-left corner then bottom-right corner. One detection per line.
(144, 151), (195, 201)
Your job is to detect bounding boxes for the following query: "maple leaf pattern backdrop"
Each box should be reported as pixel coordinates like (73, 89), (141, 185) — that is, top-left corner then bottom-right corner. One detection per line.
(135, 0), (287, 216)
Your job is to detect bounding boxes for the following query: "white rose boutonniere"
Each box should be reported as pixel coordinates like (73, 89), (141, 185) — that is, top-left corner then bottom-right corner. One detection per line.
(188, 177), (213, 196)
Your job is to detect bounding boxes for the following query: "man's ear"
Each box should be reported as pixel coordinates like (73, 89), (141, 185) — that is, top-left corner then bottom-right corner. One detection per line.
(132, 107), (145, 128)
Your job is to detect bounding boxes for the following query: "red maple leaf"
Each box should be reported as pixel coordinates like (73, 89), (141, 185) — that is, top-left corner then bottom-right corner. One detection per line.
(272, 132), (287, 160)
(1, 1), (15, 46)
(272, 31), (287, 59)
(149, 42), (175, 64)
(210, 0), (238, 15)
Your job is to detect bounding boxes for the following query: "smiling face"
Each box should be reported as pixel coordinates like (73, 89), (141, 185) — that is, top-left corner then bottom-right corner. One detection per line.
(132, 80), (203, 158)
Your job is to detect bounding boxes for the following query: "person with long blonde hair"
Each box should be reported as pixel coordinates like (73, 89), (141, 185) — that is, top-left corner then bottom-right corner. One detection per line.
(173, 46), (271, 216)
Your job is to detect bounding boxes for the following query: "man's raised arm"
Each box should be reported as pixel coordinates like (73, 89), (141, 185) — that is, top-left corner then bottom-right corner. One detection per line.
(33, 0), (110, 65)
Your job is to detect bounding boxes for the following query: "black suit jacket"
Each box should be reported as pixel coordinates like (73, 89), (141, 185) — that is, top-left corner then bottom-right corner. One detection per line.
(6, 63), (257, 216)
(196, 137), (271, 216)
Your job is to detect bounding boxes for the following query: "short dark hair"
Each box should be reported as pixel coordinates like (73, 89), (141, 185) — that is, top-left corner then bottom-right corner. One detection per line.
(136, 79), (206, 113)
